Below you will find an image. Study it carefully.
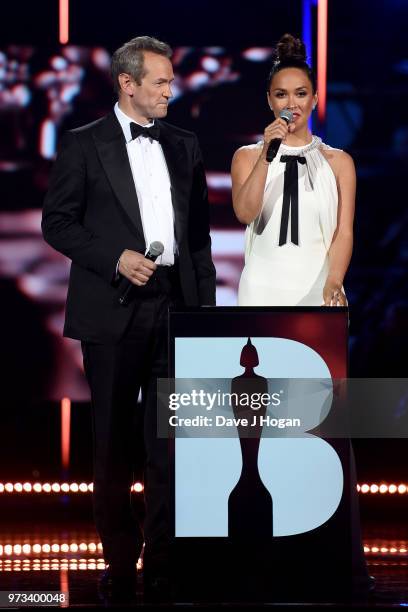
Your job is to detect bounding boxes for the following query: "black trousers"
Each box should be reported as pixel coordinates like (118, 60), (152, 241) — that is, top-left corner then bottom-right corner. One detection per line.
(81, 270), (180, 574)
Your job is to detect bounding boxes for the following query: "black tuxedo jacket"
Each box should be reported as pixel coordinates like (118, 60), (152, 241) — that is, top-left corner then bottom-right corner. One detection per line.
(42, 112), (216, 344)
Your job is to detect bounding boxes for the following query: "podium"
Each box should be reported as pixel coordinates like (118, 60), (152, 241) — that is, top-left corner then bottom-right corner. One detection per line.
(166, 307), (358, 602)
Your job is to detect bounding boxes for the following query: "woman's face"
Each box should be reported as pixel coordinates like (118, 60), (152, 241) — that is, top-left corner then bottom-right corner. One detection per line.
(267, 67), (317, 132)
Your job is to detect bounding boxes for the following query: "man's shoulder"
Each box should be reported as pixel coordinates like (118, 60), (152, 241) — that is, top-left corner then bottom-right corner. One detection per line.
(68, 114), (115, 139)
(158, 120), (197, 141)
(70, 116), (107, 135)
(62, 112), (121, 147)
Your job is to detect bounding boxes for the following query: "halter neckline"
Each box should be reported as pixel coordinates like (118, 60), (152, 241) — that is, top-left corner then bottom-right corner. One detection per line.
(280, 135), (322, 155)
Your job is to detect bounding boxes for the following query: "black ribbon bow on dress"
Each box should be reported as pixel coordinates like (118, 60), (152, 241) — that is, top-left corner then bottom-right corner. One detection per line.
(279, 155), (307, 246)
(130, 121), (160, 142)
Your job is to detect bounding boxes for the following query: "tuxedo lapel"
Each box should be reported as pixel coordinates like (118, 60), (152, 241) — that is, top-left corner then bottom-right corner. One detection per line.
(93, 112), (144, 241)
(158, 121), (189, 243)
(93, 114), (190, 245)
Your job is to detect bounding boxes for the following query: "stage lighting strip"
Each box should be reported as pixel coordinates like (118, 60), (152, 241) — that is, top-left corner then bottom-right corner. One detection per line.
(0, 543), (103, 556)
(0, 482), (143, 493)
(0, 559), (107, 572)
(59, 0), (69, 44)
(0, 483), (407, 495)
(0, 559), (405, 571)
(357, 484), (408, 494)
(0, 541), (143, 572)
(0, 545), (406, 572)
(364, 544), (408, 557)
(317, 0), (328, 123)
(0, 541), (405, 558)
(0, 540), (408, 558)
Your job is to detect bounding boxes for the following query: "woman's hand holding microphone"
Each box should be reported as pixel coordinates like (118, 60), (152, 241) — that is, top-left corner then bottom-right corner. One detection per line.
(261, 116), (295, 161)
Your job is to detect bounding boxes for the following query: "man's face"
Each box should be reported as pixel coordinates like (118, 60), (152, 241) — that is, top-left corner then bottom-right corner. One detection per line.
(126, 51), (174, 121)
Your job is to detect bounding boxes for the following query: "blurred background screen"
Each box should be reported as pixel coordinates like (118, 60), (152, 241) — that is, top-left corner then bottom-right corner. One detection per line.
(0, 0), (407, 483)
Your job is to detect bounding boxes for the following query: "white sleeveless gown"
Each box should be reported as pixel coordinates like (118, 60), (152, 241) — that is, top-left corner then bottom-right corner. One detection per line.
(238, 136), (341, 306)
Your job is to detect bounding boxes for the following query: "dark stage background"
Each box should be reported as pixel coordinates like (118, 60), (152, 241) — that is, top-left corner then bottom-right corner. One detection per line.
(0, 0), (407, 487)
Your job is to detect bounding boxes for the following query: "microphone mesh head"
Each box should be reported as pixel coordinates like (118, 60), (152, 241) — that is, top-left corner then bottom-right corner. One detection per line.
(149, 241), (165, 257)
(280, 109), (293, 123)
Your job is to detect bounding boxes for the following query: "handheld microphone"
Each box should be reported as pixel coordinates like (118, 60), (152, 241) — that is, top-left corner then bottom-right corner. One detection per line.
(266, 109), (293, 162)
(119, 241), (164, 306)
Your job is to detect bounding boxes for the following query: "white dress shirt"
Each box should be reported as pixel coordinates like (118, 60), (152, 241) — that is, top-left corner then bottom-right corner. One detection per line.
(114, 102), (176, 266)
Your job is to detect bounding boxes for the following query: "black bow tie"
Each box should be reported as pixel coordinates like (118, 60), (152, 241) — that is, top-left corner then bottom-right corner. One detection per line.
(279, 155), (307, 246)
(130, 122), (160, 142)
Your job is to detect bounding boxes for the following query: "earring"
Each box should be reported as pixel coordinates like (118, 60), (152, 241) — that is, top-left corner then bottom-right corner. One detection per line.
(312, 103), (317, 110)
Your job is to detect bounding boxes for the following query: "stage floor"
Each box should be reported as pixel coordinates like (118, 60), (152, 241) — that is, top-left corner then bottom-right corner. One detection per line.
(0, 520), (406, 608)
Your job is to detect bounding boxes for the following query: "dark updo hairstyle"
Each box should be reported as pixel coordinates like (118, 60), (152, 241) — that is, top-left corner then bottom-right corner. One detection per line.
(267, 33), (316, 93)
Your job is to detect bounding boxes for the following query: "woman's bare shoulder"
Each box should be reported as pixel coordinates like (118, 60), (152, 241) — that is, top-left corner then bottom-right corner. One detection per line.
(319, 145), (354, 178)
(232, 143), (263, 167)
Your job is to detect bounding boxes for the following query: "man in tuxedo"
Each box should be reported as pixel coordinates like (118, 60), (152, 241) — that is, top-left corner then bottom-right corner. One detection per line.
(42, 36), (216, 601)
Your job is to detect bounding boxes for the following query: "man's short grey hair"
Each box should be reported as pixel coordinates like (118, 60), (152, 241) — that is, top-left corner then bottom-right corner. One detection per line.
(111, 36), (172, 94)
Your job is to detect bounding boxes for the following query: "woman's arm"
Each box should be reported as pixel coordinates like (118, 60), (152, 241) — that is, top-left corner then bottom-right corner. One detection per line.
(323, 151), (356, 306)
(231, 147), (269, 225)
(231, 118), (290, 225)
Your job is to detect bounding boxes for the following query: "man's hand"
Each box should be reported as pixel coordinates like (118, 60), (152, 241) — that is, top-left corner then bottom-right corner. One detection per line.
(118, 249), (157, 286)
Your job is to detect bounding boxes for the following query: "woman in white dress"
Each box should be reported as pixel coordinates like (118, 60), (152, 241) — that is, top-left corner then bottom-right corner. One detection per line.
(232, 34), (373, 592)
(232, 34), (355, 307)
